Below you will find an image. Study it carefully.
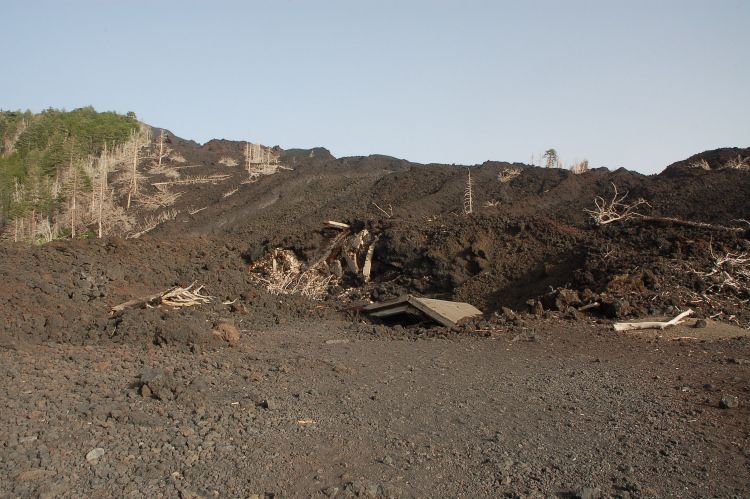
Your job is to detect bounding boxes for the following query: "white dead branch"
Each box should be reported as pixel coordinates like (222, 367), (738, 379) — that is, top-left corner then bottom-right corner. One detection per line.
(689, 159), (711, 170)
(694, 244), (750, 294)
(372, 202), (393, 218)
(324, 220), (350, 230)
(111, 281), (212, 312)
(498, 167), (521, 183)
(585, 183), (649, 225)
(614, 309), (693, 332)
(161, 282), (212, 307)
(223, 187), (239, 198)
(723, 155), (749, 170)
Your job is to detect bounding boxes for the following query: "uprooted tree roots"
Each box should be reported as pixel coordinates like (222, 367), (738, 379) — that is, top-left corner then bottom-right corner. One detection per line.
(249, 222), (380, 300)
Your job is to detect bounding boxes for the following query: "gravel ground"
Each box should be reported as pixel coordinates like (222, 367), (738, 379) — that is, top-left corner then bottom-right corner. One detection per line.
(1, 317), (748, 499)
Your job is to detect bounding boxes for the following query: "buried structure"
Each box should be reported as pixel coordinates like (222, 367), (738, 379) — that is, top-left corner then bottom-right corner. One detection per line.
(363, 294), (483, 328)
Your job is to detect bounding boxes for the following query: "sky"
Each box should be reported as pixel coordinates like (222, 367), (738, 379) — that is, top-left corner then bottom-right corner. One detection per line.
(1, 1), (748, 175)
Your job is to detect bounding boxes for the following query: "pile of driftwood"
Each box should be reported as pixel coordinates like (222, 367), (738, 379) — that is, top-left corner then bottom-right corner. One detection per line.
(249, 220), (379, 298)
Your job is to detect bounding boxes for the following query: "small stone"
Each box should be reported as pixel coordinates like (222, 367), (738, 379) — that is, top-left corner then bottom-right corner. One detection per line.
(382, 455), (394, 466)
(719, 393), (739, 409)
(263, 399), (278, 411)
(86, 448), (105, 462)
(140, 384), (152, 398)
(501, 475), (511, 485)
(694, 319), (708, 329)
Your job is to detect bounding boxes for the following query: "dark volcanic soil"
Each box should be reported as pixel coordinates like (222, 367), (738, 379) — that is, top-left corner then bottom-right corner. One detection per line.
(1, 138), (749, 498)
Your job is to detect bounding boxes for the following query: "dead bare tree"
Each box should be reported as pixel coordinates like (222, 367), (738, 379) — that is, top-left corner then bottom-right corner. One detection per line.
(98, 143), (107, 238)
(127, 129), (138, 210)
(724, 155), (749, 170)
(155, 129), (171, 169)
(691, 242), (750, 295)
(570, 159), (589, 174)
(585, 183), (649, 225)
(689, 159), (711, 170)
(463, 169), (474, 215)
(498, 167), (521, 183)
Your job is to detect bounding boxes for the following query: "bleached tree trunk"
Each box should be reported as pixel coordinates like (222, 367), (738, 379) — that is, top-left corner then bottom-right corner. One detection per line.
(67, 152), (77, 238)
(98, 143), (107, 238)
(157, 129), (166, 169)
(464, 169), (474, 215)
(127, 130), (138, 211)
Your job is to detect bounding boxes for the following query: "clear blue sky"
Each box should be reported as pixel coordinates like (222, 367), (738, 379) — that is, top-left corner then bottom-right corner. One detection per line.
(2, 1), (748, 174)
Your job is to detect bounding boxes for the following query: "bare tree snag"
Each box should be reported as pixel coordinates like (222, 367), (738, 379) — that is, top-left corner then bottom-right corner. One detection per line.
(585, 183), (649, 225)
(127, 130), (138, 210)
(463, 169), (473, 215)
(98, 143), (107, 238)
(362, 238), (378, 282)
(156, 129), (170, 169)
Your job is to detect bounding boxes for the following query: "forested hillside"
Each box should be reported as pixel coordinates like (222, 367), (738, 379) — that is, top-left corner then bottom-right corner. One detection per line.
(0, 108), (155, 241)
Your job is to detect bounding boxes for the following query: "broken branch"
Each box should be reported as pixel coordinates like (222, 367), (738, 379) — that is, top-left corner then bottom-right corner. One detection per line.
(613, 309), (693, 332)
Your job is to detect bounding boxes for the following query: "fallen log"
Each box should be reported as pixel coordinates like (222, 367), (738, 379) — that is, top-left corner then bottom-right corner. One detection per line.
(642, 216), (743, 232)
(613, 309), (693, 332)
